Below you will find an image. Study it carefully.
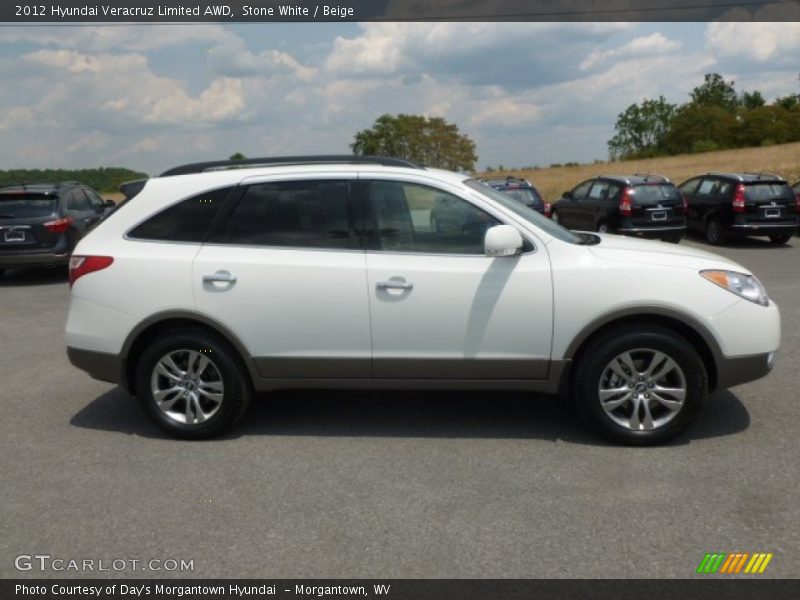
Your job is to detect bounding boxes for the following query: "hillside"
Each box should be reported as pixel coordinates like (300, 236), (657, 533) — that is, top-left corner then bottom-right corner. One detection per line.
(0, 167), (148, 194)
(482, 142), (800, 203)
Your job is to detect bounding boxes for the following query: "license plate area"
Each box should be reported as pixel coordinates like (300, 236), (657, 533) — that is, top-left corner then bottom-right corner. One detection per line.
(764, 208), (781, 218)
(651, 211), (667, 221)
(3, 230), (25, 242)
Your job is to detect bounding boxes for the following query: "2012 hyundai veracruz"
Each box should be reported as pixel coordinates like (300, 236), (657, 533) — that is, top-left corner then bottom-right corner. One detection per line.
(65, 156), (780, 444)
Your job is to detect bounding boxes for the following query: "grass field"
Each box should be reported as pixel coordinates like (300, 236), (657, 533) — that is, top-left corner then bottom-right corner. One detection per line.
(480, 142), (800, 203)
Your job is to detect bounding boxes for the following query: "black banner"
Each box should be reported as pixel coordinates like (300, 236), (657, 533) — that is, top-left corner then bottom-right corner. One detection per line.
(4, 579), (800, 600)
(2, 0), (800, 22)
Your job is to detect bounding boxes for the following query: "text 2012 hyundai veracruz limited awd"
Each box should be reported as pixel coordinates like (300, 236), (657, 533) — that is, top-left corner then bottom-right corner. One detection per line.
(65, 156), (780, 445)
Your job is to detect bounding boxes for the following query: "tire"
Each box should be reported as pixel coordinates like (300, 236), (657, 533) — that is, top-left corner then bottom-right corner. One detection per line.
(768, 233), (791, 245)
(705, 217), (726, 245)
(134, 328), (252, 439)
(597, 222), (609, 233)
(572, 323), (707, 446)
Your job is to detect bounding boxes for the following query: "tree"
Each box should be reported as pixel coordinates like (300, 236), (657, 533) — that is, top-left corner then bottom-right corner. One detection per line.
(351, 114), (477, 171)
(607, 96), (677, 160)
(229, 152), (247, 160)
(663, 104), (738, 154)
(740, 90), (765, 110)
(690, 73), (738, 110)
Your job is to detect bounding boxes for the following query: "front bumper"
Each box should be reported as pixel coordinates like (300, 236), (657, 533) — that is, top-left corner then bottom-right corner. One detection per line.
(716, 352), (776, 389)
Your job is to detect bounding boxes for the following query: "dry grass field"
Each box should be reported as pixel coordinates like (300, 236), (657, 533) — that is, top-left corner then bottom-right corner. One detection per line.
(479, 141), (800, 203)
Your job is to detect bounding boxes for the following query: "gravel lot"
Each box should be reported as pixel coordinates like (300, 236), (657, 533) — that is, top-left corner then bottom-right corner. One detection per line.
(1, 236), (798, 579)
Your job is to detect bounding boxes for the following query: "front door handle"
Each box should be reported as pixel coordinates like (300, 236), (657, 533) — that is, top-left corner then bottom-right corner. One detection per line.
(376, 279), (413, 291)
(203, 270), (237, 284)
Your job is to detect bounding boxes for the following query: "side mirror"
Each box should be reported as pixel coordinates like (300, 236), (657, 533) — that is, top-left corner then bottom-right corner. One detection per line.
(104, 199), (116, 208)
(485, 225), (523, 258)
(562, 191), (571, 199)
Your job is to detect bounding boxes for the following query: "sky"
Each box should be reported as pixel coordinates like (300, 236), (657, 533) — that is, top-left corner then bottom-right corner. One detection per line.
(0, 21), (798, 175)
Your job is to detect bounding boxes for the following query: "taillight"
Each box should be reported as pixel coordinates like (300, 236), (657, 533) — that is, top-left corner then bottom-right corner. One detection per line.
(69, 255), (114, 288)
(543, 202), (551, 218)
(43, 216), (73, 233)
(733, 184), (746, 213)
(619, 187), (633, 216)
(681, 193), (689, 214)
(795, 192), (800, 213)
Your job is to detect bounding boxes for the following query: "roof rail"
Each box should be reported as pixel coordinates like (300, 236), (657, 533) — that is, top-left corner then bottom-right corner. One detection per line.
(633, 172), (670, 182)
(707, 172), (744, 181)
(160, 155), (424, 177)
(745, 171), (784, 181)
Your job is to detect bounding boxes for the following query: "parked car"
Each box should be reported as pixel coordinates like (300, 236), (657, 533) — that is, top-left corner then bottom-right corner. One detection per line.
(0, 182), (114, 276)
(66, 155), (779, 445)
(679, 172), (799, 245)
(551, 175), (686, 243)
(481, 176), (548, 215)
(793, 180), (800, 235)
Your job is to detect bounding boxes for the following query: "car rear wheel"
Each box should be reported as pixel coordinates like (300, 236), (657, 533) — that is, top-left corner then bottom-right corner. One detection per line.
(768, 233), (792, 245)
(572, 324), (707, 445)
(597, 222), (609, 233)
(705, 217), (726, 245)
(134, 329), (251, 439)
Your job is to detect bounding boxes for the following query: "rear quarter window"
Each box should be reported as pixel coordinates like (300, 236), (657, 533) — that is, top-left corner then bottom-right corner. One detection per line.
(128, 187), (231, 242)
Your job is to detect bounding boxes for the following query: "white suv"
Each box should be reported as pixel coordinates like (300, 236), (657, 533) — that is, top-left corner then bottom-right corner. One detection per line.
(65, 156), (780, 444)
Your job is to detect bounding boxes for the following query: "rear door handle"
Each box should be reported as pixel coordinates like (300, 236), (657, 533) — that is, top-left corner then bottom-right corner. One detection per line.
(203, 270), (237, 284)
(376, 279), (413, 291)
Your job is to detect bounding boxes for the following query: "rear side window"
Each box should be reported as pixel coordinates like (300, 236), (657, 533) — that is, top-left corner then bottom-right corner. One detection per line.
(632, 184), (680, 204)
(745, 183), (792, 201)
(499, 187), (543, 208)
(128, 187), (231, 242)
(210, 180), (355, 249)
(0, 193), (56, 218)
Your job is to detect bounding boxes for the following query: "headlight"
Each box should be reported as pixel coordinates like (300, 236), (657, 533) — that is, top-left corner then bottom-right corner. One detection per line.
(700, 270), (769, 306)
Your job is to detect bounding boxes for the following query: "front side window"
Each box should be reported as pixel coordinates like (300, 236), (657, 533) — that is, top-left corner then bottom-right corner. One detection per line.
(66, 189), (92, 212)
(367, 180), (499, 254)
(128, 187), (231, 242)
(210, 180), (355, 249)
(571, 180), (593, 201)
(587, 182), (610, 201)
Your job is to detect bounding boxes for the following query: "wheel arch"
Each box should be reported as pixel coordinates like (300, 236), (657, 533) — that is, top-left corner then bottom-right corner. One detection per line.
(121, 311), (257, 396)
(563, 309), (721, 393)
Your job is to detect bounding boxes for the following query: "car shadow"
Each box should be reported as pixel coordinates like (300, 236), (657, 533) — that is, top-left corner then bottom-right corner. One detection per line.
(685, 231), (794, 249)
(0, 266), (68, 287)
(70, 387), (749, 446)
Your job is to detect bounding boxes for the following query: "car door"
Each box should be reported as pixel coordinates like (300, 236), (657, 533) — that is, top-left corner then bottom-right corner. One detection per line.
(65, 188), (101, 236)
(557, 180), (592, 229)
(678, 177), (702, 229)
(581, 180), (611, 231)
(361, 176), (553, 380)
(193, 175), (372, 380)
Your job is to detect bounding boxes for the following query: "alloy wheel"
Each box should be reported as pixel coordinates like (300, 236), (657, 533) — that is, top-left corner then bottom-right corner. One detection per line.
(597, 348), (687, 431)
(150, 349), (225, 425)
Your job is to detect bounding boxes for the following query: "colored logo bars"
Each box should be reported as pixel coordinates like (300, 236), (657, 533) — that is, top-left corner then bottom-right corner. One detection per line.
(696, 552), (774, 574)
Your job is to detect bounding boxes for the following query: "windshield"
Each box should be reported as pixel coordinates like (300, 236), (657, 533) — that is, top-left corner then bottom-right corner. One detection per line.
(497, 187), (544, 207)
(465, 179), (581, 244)
(0, 193), (57, 218)
(632, 184), (680, 204)
(745, 182), (792, 201)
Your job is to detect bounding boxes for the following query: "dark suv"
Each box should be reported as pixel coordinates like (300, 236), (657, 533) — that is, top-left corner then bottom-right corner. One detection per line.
(482, 177), (548, 215)
(0, 182), (114, 276)
(679, 173), (799, 245)
(551, 175), (687, 243)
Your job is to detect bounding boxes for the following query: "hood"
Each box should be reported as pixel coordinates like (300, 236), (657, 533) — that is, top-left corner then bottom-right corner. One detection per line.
(586, 233), (748, 273)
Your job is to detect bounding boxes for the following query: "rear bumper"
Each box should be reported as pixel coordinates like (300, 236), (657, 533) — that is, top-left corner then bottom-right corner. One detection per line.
(728, 223), (798, 235)
(0, 251), (69, 268)
(716, 352), (776, 389)
(67, 347), (124, 386)
(617, 225), (686, 238)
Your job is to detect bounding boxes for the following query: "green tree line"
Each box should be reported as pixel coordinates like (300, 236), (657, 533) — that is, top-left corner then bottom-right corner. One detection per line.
(0, 167), (148, 194)
(608, 73), (800, 160)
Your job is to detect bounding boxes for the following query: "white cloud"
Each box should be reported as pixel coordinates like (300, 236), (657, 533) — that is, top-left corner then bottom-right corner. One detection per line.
(706, 22), (800, 62)
(580, 33), (681, 70)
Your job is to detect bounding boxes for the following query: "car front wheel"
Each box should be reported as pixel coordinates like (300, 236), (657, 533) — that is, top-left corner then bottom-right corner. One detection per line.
(572, 324), (707, 445)
(134, 329), (252, 439)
